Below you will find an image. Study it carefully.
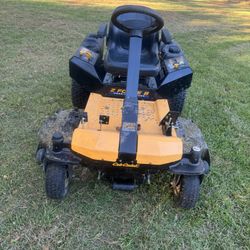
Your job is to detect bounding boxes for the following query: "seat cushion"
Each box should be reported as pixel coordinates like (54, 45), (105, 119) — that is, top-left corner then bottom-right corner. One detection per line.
(104, 24), (160, 77)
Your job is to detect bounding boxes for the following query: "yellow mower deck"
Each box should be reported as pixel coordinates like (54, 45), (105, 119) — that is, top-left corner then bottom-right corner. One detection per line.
(71, 93), (183, 165)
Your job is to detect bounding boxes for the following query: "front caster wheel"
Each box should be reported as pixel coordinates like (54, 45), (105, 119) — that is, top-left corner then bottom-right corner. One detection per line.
(45, 164), (69, 199)
(171, 175), (201, 209)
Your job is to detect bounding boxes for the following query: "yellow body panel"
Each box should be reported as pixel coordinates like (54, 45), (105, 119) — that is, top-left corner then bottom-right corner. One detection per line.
(72, 129), (119, 161)
(71, 93), (183, 165)
(137, 135), (182, 164)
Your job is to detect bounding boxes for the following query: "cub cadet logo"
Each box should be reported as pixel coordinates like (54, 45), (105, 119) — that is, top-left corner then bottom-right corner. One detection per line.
(110, 88), (150, 97)
(112, 162), (139, 168)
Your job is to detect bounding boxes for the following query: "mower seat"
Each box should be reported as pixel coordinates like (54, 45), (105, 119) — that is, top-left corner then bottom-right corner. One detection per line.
(104, 24), (160, 77)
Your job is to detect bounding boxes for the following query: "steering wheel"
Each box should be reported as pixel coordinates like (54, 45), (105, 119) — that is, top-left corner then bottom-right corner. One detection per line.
(111, 5), (164, 36)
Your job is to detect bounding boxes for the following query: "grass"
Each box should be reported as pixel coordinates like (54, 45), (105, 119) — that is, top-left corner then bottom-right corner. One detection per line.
(0, 0), (249, 249)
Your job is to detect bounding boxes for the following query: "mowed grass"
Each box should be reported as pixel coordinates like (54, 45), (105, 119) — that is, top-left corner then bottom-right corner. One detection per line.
(0, 0), (250, 249)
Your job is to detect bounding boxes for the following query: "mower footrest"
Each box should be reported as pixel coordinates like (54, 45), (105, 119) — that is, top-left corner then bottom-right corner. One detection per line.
(112, 178), (138, 191)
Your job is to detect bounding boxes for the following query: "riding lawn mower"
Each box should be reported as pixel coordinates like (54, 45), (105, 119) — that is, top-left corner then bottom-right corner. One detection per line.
(36, 5), (210, 208)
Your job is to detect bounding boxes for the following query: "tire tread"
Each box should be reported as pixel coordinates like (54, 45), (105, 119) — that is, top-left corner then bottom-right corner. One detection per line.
(45, 164), (68, 199)
(71, 79), (89, 109)
(168, 90), (186, 113)
(179, 175), (200, 209)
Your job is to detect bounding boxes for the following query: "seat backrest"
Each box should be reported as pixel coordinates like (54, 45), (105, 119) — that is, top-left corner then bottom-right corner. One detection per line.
(104, 23), (161, 77)
(107, 23), (159, 53)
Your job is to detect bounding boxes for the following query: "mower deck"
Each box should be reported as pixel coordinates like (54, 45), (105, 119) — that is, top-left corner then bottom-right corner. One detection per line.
(71, 93), (182, 165)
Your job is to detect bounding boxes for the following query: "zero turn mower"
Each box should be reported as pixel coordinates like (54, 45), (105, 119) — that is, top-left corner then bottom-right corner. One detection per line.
(37, 5), (210, 208)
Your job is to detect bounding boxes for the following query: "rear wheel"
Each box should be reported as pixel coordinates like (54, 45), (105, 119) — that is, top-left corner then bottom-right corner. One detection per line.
(45, 164), (69, 199)
(171, 175), (200, 209)
(71, 79), (89, 109)
(168, 90), (186, 113)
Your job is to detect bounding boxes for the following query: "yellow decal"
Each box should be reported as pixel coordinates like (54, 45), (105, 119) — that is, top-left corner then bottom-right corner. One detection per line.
(112, 162), (139, 168)
(173, 63), (179, 69)
(79, 48), (92, 60)
(117, 89), (126, 93)
(109, 88), (150, 96)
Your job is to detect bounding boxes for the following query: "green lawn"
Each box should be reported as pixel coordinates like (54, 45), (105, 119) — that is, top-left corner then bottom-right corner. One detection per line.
(0, 0), (249, 249)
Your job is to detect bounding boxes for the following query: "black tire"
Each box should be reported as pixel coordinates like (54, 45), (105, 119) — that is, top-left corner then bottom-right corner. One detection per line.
(172, 175), (200, 209)
(45, 164), (69, 199)
(71, 79), (89, 109)
(168, 90), (186, 113)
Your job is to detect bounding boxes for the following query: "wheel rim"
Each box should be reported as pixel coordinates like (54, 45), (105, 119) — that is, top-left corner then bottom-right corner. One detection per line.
(64, 171), (69, 196)
(171, 175), (181, 196)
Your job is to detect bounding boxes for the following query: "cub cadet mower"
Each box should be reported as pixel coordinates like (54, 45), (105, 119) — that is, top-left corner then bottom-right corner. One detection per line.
(37, 5), (210, 208)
